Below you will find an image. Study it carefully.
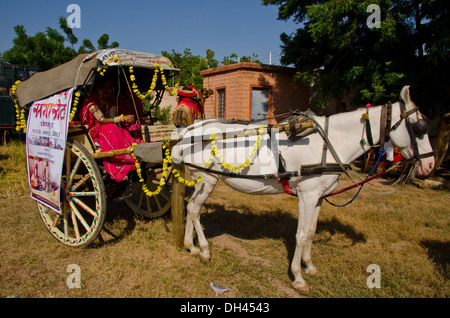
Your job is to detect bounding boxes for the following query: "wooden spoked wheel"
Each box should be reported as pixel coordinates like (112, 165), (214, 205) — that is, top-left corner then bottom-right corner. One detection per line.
(124, 165), (172, 218)
(37, 140), (107, 247)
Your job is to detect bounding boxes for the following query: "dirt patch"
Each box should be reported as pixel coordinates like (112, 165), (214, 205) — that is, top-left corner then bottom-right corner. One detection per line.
(209, 233), (305, 298)
(211, 234), (270, 266)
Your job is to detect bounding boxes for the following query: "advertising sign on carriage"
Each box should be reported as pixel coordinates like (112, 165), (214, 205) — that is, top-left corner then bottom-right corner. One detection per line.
(26, 88), (73, 214)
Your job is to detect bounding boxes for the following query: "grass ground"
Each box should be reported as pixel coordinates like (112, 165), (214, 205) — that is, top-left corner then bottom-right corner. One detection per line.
(0, 140), (448, 298)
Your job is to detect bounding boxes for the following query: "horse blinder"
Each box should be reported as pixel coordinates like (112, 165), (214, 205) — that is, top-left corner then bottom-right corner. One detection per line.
(389, 103), (434, 161)
(412, 118), (428, 138)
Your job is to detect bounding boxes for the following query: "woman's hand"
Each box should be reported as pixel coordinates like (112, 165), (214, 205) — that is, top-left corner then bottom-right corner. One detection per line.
(102, 114), (136, 125)
(122, 114), (135, 123)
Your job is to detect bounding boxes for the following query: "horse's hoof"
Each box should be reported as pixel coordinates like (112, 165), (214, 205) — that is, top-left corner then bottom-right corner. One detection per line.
(305, 268), (320, 276)
(199, 254), (210, 263)
(187, 246), (201, 256)
(293, 282), (309, 293)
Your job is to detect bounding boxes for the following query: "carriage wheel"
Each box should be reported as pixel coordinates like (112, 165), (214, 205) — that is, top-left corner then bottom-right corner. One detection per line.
(124, 165), (172, 218)
(37, 140), (107, 247)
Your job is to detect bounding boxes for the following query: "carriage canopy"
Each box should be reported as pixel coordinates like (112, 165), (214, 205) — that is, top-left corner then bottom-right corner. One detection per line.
(15, 49), (179, 107)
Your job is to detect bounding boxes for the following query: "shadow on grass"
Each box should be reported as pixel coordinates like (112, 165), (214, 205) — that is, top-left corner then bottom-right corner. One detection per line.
(0, 154), (10, 175)
(315, 216), (367, 244)
(90, 201), (138, 248)
(201, 203), (366, 267)
(421, 240), (450, 278)
(203, 203), (366, 241)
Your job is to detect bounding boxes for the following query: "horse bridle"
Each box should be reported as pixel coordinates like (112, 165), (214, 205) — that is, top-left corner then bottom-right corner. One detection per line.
(384, 101), (434, 162)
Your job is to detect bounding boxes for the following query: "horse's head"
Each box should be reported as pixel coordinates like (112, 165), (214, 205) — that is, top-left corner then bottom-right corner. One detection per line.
(171, 86), (213, 127)
(389, 86), (435, 176)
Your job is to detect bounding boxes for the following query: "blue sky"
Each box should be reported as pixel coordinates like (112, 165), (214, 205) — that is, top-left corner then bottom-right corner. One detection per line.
(0, 0), (299, 66)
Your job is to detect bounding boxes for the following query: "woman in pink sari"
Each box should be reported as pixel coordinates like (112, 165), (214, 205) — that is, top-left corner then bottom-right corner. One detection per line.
(80, 77), (142, 182)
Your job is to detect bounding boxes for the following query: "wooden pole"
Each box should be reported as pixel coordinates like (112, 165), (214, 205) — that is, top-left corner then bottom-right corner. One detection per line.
(171, 164), (186, 249)
(90, 147), (133, 159)
(276, 120), (315, 133)
(169, 120), (315, 145)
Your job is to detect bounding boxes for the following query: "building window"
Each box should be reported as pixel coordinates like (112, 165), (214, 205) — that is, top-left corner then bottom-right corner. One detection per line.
(251, 87), (269, 125)
(217, 88), (225, 118)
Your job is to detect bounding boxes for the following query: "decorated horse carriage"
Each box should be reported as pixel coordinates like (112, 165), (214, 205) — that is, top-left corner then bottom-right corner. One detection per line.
(13, 48), (436, 292)
(13, 49), (203, 248)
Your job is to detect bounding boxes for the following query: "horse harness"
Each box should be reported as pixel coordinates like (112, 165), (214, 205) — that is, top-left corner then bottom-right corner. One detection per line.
(384, 101), (434, 161)
(179, 101), (434, 196)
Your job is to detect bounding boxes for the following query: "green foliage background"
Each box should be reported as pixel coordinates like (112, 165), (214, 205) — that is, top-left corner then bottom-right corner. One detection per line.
(262, 0), (450, 109)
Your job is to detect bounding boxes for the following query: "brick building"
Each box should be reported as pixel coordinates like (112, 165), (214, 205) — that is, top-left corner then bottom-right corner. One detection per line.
(200, 62), (309, 125)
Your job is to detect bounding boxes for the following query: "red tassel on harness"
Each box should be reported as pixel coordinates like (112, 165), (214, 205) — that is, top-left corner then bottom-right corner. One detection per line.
(278, 179), (291, 195)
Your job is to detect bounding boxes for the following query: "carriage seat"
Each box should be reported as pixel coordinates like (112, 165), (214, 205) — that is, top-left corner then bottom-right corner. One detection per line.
(67, 123), (100, 153)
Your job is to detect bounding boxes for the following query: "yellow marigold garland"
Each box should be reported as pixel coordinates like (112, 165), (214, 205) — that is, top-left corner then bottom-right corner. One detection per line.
(11, 80), (27, 132)
(98, 58), (178, 98)
(69, 91), (81, 123)
(172, 167), (203, 187)
(11, 81), (83, 131)
(129, 65), (158, 100)
(209, 125), (265, 171)
(97, 56), (120, 76)
(159, 66), (178, 96)
(130, 126), (266, 196)
(162, 140), (202, 186)
(129, 64), (178, 99)
(130, 139), (203, 197)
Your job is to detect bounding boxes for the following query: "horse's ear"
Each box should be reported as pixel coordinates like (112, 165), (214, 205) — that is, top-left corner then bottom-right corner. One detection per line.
(400, 85), (411, 104)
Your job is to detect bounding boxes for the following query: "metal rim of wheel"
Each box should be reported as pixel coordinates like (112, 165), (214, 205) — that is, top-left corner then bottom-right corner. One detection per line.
(124, 165), (172, 218)
(37, 140), (107, 247)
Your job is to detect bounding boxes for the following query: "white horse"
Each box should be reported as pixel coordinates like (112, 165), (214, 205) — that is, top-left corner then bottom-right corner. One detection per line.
(171, 86), (435, 292)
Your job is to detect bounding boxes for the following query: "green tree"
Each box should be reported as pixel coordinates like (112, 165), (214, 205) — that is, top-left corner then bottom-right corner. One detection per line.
(240, 53), (261, 63)
(161, 48), (219, 88)
(222, 53), (239, 65)
(96, 34), (120, 51)
(262, 0), (450, 109)
(1, 24), (75, 70)
(1, 17), (120, 71)
(222, 53), (261, 65)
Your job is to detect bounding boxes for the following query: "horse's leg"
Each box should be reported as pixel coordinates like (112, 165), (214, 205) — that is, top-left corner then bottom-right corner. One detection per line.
(184, 173), (218, 262)
(184, 206), (199, 255)
(302, 198), (323, 276)
(291, 192), (321, 292)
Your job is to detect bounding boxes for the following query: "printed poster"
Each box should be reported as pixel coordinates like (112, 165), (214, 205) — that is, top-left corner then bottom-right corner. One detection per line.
(26, 88), (74, 214)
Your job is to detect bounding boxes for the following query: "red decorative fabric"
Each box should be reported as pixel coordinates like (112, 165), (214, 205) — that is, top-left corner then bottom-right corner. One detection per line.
(80, 91), (142, 182)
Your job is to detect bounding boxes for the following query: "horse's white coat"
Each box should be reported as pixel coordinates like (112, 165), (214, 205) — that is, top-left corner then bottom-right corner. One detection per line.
(171, 86), (435, 292)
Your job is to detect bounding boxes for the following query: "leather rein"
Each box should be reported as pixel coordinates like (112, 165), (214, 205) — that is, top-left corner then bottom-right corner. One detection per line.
(380, 101), (434, 161)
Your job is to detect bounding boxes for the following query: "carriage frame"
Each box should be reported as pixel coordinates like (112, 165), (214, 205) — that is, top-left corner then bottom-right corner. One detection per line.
(15, 49), (186, 248)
